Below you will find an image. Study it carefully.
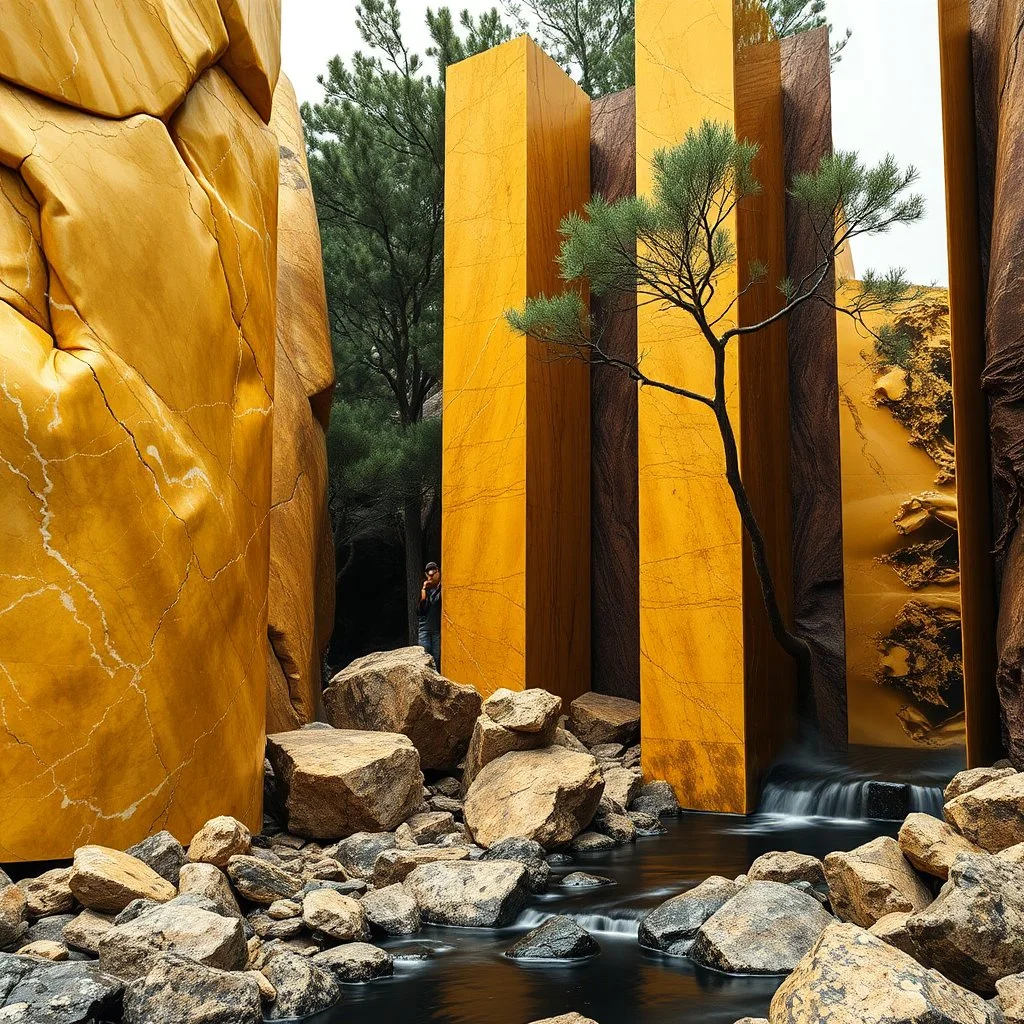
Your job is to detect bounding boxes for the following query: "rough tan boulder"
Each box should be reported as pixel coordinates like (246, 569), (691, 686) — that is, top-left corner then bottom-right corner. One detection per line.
(404, 811), (458, 844)
(69, 847), (177, 914)
(908, 852), (1024, 995)
(867, 912), (920, 960)
(769, 922), (993, 1024)
(692, 881), (833, 974)
(747, 851), (825, 887)
(944, 766), (1017, 803)
(62, 909), (115, 955)
(360, 883), (421, 936)
(301, 890), (369, 942)
(17, 868), (74, 919)
(403, 860), (529, 927)
(177, 863), (242, 920)
(98, 902), (247, 982)
(464, 747), (604, 850)
(822, 837), (932, 928)
(603, 766), (643, 811)
(187, 817), (252, 868)
(373, 847), (471, 886)
(463, 714), (557, 787)
(898, 813), (984, 880)
(944, 773), (1024, 852)
(568, 692), (640, 747)
(323, 647), (480, 770)
(265, 727), (423, 839)
(0, 885), (28, 950)
(1000, 842), (1024, 864)
(997, 972), (1024, 1024)
(225, 857), (303, 905)
(483, 688), (562, 733)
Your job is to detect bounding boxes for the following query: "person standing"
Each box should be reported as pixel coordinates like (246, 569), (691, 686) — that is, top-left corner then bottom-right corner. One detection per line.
(418, 561), (442, 671)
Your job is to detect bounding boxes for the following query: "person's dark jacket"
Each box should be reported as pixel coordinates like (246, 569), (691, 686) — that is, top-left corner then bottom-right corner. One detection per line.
(419, 584), (441, 632)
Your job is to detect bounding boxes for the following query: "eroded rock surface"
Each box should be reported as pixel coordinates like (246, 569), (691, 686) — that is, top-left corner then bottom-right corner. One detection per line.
(403, 861), (529, 927)
(638, 876), (739, 956)
(944, 773), (1024, 852)
(568, 692), (641, 747)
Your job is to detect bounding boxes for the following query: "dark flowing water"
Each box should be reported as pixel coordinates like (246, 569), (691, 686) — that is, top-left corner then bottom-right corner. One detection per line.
(310, 810), (902, 1024)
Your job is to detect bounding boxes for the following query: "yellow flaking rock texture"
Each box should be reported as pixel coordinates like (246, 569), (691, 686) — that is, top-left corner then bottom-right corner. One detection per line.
(0, 0), (328, 861)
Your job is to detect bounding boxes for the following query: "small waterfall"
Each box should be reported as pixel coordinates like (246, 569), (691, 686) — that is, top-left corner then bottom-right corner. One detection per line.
(515, 908), (643, 937)
(755, 744), (956, 820)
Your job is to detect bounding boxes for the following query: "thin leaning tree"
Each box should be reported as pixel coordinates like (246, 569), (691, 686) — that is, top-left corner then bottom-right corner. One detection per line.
(506, 118), (924, 694)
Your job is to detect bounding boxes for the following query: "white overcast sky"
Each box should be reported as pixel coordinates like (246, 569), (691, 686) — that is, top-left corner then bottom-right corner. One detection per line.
(281, 0), (948, 286)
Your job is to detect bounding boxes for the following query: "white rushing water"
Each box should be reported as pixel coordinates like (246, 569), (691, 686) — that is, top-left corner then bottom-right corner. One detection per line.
(514, 908), (644, 937)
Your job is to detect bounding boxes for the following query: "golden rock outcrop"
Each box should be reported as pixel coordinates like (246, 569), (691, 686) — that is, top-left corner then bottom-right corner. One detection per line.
(0, 0), (332, 861)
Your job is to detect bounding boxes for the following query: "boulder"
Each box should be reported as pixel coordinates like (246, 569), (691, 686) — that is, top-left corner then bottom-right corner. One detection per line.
(1000, 842), (1024, 865)
(301, 889), (369, 942)
(177, 863), (242, 919)
(528, 1016), (598, 1024)
(404, 860), (529, 927)
(360, 884), (421, 935)
(481, 837), (551, 894)
(312, 942), (393, 983)
(867, 912), (920, 960)
(405, 811), (458, 844)
(692, 881), (833, 974)
(639, 876), (739, 956)
(266, 728), (423, 839)
(997, 973), (1024, 1024)
(123, 953), (262, 1024)
(187, 817), (252, 869)
(560, 872), (614, 888)
(568, 692), (640, 747)
(261, 951), (340, 1019)
(908, 852), (1024, 995)
(17, 939), (68, 960)
(898, 813), (984, 880)
(226, 857), (304, 904)
(629, 780), (682, 818)
(373, 847), (471, 886)
(592, 808), (637, 845)
(630, 811), (668, 836)
(267, 900), (302, 920)
(769, 922), (994, 1024)
(603, 767), (643, 811)
(0, 953), (124, 1023)
(483, 688), (561, 733)
(944, 773), (1024, 852)
(823, 837), (932, 927)
(17, 868), (75, 919)
(126, 832), (187, 886)
(748, 852), (825, 887)
(22, 915), (76, 948)
(69, 847), (177, 914)
(62, 911), (114, 956)
(325, 832), (398, 880)
(505, 916), (600, 960)
(97, 902), (247, 982)
(0, 886), (28, 951)
(464, 747), (604, 850)
(323, 647), (481, 770)
(569, 831), (617, 853)
(944, 766), (1017, 803)
(462, 713), (559, 787)
(590, 742), (625, 759)
(553, 727), (590, 753)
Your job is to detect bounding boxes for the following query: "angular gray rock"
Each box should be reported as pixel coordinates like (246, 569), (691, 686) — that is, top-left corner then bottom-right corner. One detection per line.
(262, 950), (341, 1019)
(325, 832), (398, 880)
(127, 832), (187, 886)
(692, 881), (833, 974)
(560, 872), (614, 888)
(823, 836), (932, 928)
(505, 916), (600, 960)
(769, 922), (994, 1024)
(123, 953), (262, 1024)
(629, 780), (682, 818)
(404, 860), (529, 927)
(226, 856), (304, 904)
(266, 727), (424, 839)
(23, 914), (76, 948)
(639, 876), (739, 956)
(0, 953), (124, 1024)
(97, 902), (247, 982)
(312, 942), (394, 983)
(323, 647), (481, 770)
(908, 852), (1024, 995)
(944, 773), (1024, 852)
(481, 837), (551, 894)
(360, 884), (421, 935)
(568, 692), (640, 747)
(464, 747), (605, 850)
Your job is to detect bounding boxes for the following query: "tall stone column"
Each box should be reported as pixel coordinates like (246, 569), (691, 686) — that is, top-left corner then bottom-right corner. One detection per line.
(636, 0), (796, 813)
(441, 37), (591, 702)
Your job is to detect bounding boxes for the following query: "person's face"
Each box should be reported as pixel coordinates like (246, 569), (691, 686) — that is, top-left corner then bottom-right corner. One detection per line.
(426, 566), (440, 587)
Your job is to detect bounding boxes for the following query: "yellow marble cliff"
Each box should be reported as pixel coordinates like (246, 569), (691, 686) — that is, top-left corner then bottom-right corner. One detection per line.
(441, 37), (591, 703)
(636, 0), (796, 814)
(0, 0), (333, 861)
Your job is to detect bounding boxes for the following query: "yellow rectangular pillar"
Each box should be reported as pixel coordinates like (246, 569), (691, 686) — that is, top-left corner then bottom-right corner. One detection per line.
(441, 37), (591, 702)
(636, 0), (796, 813)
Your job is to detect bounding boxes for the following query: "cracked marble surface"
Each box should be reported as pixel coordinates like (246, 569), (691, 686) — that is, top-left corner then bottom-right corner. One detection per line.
(0, 0), (326, 861)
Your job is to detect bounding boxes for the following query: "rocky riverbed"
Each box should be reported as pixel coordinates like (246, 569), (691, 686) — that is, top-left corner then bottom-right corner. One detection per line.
(2, 648), (1024, 1023)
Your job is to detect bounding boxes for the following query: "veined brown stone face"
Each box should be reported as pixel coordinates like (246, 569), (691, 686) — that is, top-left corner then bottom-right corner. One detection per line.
(0, 0), (332, 860)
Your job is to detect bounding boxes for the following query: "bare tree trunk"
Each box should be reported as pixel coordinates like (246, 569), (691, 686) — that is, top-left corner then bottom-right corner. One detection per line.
(403, 495), (424, 647)
(712, 346), (814, 694)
